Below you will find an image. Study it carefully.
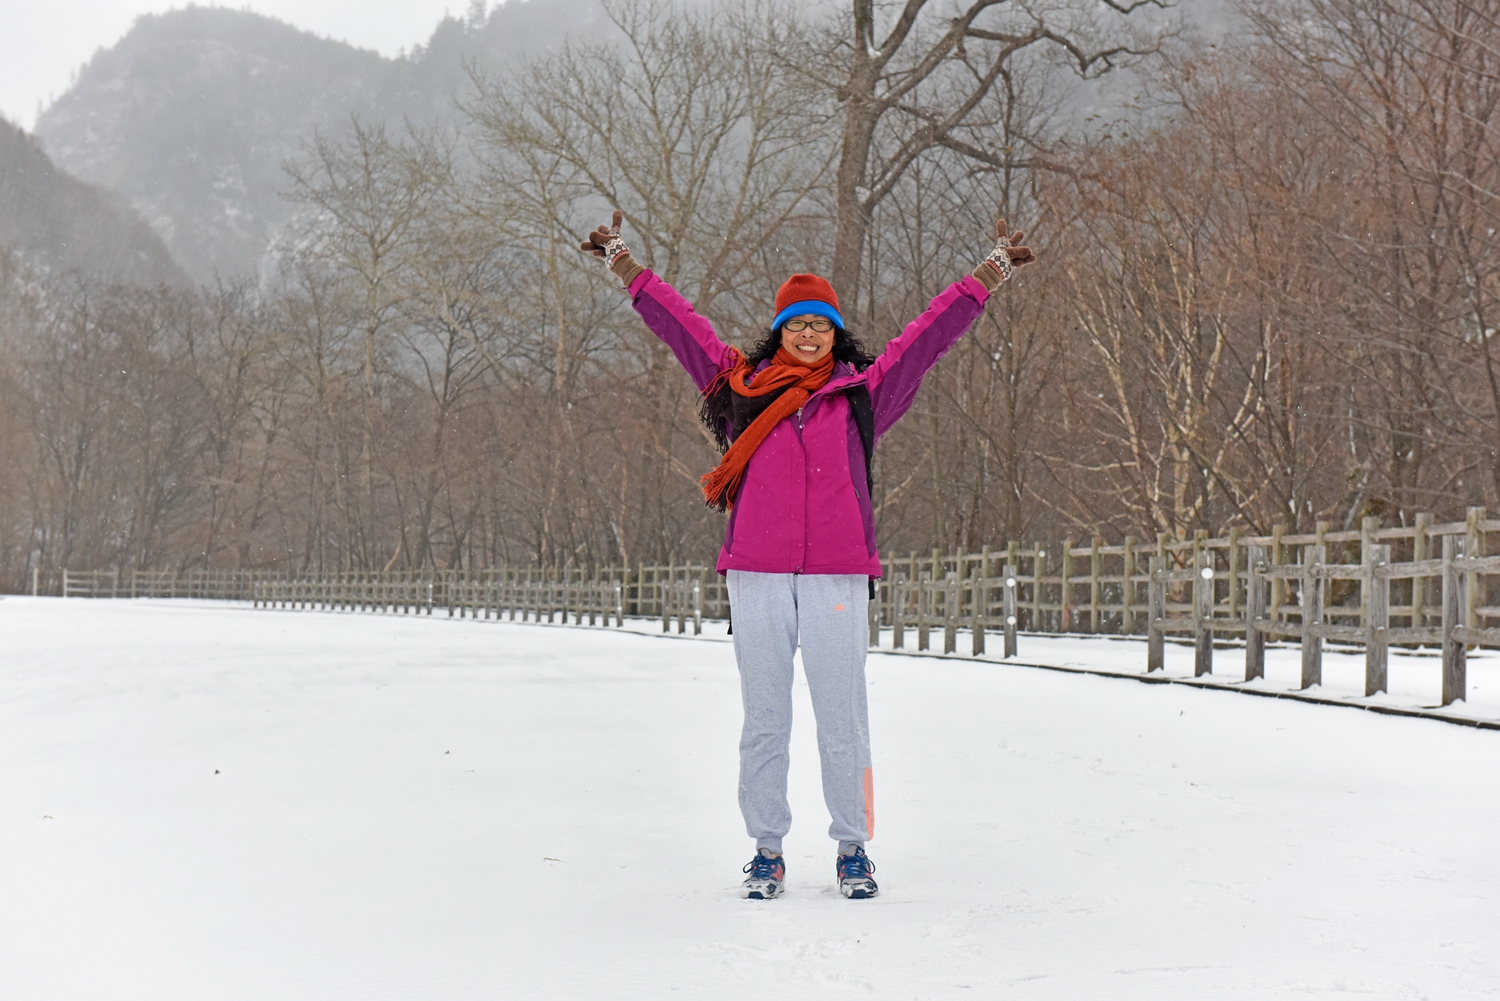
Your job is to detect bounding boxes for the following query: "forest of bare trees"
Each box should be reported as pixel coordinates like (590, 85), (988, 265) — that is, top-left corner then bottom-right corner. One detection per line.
(3, 0), (1499, 591)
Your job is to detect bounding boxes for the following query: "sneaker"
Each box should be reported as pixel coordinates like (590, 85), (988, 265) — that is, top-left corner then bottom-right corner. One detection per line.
(836, 846), (878, 899)
(741, 848), (785, 899)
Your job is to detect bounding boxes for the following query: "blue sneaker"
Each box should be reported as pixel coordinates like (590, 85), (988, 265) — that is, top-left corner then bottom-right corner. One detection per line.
(741, 848), (785, 899)
(836, 846), (878, 899)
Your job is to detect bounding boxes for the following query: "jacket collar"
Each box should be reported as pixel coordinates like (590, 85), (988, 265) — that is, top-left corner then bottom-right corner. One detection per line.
(747, 358), (860, 399)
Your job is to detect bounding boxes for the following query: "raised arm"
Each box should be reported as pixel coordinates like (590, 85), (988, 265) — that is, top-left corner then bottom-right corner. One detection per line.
(864, 218), (1035, 437)
(581, 210), (734, 392)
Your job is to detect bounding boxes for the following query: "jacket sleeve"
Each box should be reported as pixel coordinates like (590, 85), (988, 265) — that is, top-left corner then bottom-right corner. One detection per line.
(863, 276), (990, 438)
(627, 269), (737, 392)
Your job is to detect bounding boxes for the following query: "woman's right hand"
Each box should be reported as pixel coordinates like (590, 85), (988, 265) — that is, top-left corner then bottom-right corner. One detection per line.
(580, 210), (643, 285)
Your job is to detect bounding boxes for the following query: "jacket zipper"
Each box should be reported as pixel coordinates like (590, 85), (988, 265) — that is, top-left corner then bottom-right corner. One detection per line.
(799, 405), (806, 570)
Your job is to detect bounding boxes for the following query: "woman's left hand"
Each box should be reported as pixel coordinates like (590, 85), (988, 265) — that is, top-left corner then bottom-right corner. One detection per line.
(973, 217), (1035, 290)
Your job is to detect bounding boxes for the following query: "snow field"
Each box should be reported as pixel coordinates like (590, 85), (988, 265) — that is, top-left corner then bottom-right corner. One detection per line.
(2, 597), (1498, 999)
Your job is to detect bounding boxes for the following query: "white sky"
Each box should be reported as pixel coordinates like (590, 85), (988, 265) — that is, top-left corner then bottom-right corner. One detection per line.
(0, 0), (479, 131)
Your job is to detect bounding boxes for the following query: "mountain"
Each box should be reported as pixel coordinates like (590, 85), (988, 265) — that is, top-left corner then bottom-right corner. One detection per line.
(33, 1), (607, 284)
(0, 117), (186, 286)
(34, 7), (394, 284)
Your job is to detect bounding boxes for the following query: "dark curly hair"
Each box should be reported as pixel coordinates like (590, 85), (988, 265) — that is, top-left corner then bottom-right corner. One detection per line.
(698, 325), (878, 455)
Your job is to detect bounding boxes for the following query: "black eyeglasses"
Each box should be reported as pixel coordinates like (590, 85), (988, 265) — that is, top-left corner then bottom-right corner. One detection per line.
(783, 318), (834, 333)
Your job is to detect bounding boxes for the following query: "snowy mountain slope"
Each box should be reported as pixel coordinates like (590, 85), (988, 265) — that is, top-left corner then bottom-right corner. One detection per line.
(0, 117), (185, 286)
(31, 1), (607, 284)
(3, 597), (1496, 999)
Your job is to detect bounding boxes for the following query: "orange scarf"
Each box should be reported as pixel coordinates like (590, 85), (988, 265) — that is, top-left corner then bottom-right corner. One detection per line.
(700, 347), (835, 510)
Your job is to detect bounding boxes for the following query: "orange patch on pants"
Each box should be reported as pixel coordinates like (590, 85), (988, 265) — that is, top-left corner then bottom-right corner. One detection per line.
(864, 767), (875, 840)
(835, 603), (845, 611)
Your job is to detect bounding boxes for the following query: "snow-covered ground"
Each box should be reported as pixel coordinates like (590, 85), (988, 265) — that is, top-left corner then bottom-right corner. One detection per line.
(4, 597), (1498, 999)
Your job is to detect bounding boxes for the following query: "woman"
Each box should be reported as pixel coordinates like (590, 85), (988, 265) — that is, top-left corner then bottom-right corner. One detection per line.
(581, 210), (1034, 900)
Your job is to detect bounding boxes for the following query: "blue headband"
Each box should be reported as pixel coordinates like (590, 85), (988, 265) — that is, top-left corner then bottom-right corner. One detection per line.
(771, 299), (845, 332)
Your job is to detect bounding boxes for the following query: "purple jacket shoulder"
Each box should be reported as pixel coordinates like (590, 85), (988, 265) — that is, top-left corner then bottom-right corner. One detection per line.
(627, 269), (991, 576)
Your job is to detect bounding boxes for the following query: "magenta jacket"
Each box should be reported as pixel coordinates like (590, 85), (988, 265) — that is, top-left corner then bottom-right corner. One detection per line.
(628, 269), (992, 576)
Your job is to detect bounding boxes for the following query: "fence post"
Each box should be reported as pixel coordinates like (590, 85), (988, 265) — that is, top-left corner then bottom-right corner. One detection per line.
(892, 577), (905, 649)
(1147, 556), (1164, 672)
(1269, 524), (1286, 629)
(1060, 539), (1074, 632)
(1003, 563), (1018, 658)
(1246, 545), (1266, 681)
(869, 578), (882, 648)
(1194, 545), (1213, 677)
(1121, 535), (1137, 634)
(661, 563), (671, 633)
(1301, 543), (1325, 689)
(1226, 526), (1242, 624)
(1360, 516), (1380, 631)
(1089, 536), (1102, 633)
(970, 558), (985, 656)
(1032, 545), (1046, 632)
(1466, 506), (1485, 631)
(1411, 512), (1431, 626)
(879, 558), (893, 637)
(693, 571), (703, 636)
(918, 552), (932, 651)
(928, 548), (941, 648)
(1442, 534), (1467, 706)
(943, 571), (958, 654)
(1366, 543), (1390, 696)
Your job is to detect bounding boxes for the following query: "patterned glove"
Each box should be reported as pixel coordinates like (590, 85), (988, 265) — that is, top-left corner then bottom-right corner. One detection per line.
(580, 210), (645, 287)
(972, 218), (1035, 292)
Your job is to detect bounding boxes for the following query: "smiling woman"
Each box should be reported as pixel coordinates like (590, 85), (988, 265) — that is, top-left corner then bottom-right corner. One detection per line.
(580, 206), (1034, 902)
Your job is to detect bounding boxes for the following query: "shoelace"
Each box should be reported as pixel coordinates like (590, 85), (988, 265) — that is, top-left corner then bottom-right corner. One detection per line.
(837, 851), (875, 881)
(744, 854), (783, 880)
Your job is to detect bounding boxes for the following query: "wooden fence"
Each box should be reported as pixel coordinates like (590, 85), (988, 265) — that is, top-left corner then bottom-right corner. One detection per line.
(250, 565), (721, 635)
(59, 508), (1497, 706)
(61, 569), (285, 600)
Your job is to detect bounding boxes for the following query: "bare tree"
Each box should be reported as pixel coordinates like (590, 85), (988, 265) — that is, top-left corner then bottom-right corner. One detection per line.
(815, 0), (1168, 312)
(283, 120), (444, 565)
(1244, 0), (1500, 512)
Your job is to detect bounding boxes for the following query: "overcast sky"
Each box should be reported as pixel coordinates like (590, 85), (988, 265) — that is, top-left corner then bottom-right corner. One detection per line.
(0, 0), (477, 130)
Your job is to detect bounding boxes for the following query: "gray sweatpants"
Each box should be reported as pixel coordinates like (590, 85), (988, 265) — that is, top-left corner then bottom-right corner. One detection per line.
(725, 570), (873, 855)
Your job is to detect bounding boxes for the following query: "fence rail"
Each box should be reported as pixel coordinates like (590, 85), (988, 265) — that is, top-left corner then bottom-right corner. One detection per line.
(58, 507), (1498, 707)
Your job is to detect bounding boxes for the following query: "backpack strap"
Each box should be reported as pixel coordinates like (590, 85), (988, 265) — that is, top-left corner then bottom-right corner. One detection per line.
(844, 384), (876, 496)
(845, 384), (879, 600)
